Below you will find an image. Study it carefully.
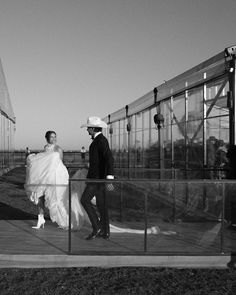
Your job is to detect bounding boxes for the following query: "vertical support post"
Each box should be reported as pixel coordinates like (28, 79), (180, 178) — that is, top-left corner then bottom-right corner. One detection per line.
(126, 105), (131, 178)
(157, 103), (164, 180)
(158, 115), (162, 192)
(203, 74), (207, 208)
(119, 181), (123, 222)
(220, 182), (225, 254)
(7, 120), (10, 168)
(228, 56), (236, 146)
(148, 109), (152, 178)
(185, 84), (189, 206)
(203, 73), (207, 171)
(185, 84), (188, 173)
(68, 179), (72, 254)
(172, 180), (176, 223)
(233, 58), (236, 145)
(170, 96), (174, 174)
(118, 120), (121, 171)
(135, 114), (137, 177)
(127, 126), (131, 179)
(142, 112), (145, 178)
(184, 85), (189, 209)
(144, 192), (148, 253)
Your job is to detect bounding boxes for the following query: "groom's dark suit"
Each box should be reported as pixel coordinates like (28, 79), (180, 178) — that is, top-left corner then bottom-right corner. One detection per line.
(81, 133), (114, 238)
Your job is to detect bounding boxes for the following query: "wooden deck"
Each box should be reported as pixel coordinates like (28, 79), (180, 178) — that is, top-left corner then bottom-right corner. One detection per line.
(0, 167), (235, 267)
(0, 219), (235, 256)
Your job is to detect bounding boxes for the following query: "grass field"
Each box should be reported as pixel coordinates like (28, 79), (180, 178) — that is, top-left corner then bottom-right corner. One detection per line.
(0, 267), (235, 295)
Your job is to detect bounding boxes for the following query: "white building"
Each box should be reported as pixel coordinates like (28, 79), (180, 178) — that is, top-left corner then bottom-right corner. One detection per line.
(0, 59), (15, 174)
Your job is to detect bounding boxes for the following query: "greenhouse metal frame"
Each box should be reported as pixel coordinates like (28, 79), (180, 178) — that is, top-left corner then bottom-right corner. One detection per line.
(104, 46), (236, 179)
(0, 59), (15, 174)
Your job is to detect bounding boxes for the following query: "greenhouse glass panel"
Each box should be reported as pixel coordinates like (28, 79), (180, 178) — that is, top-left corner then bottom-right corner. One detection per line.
(162, 99), (172, 126)
(205, 77), (229, 118)
(163, 123), (172, 168)
(186, 120), (203, 170)
(129, 115), (136, 168)
(206, 116), (229, 179)
(173, 94), (185, 123)
(112, 121), (120, 167)
(143, 110), (150, 148)
(188, 86), (203, 121)
(173, 123), (185, 169)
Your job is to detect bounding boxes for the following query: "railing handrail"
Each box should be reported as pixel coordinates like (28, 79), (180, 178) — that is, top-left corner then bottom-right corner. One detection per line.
(69, 178), (236, 183)
(113, 167), (228, 172)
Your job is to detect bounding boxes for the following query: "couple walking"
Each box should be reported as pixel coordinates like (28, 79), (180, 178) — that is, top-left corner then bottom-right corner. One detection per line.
(25, 116), (114, 240)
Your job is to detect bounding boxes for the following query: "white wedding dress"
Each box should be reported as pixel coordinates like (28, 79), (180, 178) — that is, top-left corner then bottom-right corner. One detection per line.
(25, 144), (86, 230)
(25, 145), (176, 235)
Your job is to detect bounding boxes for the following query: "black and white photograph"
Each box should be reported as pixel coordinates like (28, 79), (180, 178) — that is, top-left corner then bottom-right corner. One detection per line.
(0, 0), (235, 294)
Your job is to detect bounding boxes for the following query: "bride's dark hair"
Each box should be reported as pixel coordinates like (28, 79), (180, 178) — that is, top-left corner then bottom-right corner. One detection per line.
(45, 131), (56, 142)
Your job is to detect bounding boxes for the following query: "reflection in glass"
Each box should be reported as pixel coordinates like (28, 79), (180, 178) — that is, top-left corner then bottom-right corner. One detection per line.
(186, 120), (203, 170)
(188, 87), (203, 121)
(206, 116), (229, 179)
(146, 181), (223, 253)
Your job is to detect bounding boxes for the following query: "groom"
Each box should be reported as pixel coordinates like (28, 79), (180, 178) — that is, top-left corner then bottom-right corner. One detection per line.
(81, 116), (114, 240)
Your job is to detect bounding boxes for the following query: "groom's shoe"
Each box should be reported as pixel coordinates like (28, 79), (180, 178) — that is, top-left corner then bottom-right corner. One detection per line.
(86, 229), (101, 240)
(98, 232), (110, 240)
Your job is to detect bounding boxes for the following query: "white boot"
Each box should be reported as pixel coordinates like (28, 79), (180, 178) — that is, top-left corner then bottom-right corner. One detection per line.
(32, 214), (45, 229)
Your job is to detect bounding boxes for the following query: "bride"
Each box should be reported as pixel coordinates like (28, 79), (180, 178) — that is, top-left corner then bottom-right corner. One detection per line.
(25, 130), (86, 230)
(25, 131), (175, 236)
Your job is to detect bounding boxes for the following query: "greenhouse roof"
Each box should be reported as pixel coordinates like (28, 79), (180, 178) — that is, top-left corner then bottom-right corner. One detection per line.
(104, 47), (235, 124)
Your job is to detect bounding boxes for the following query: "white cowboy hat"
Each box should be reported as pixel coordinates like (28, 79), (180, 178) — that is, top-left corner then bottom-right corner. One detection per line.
(81, 116), (108, 128)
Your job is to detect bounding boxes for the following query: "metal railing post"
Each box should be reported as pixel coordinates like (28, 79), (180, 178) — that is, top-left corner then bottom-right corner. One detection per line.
(220, 182), (225, 254)
(173, 180), (176, 223)
(119, 181), (123, 222)
(68, 179), (72, 254)
(144, 192), (148, 253)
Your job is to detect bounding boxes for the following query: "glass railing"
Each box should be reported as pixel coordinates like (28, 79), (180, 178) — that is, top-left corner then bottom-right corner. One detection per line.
(13, 151), (89, 167)
(68, 178), (236, 255)
(0, 151), (15, 172)
(113, 167), (229, 180)
(114, 168), (178, 179)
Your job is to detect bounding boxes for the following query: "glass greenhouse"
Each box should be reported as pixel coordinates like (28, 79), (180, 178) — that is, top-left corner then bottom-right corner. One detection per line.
(0, 59), (15, 174)
(103, 46), (236, 179)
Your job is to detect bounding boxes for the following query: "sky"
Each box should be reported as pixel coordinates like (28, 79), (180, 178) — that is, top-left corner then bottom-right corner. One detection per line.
(0, 0), (236, 150)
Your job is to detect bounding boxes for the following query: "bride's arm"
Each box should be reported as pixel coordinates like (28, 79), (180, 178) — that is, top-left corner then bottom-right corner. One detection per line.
(55, 145), (63, 160)
(58, 147), (63, 160)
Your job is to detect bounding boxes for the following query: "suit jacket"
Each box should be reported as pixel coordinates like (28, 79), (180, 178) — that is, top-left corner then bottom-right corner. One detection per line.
(87, 133), (114, 179)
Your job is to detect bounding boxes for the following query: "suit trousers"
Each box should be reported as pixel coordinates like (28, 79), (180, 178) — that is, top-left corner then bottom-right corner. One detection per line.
(81, 183), (110, 234)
